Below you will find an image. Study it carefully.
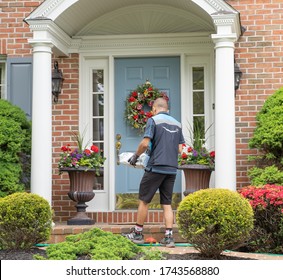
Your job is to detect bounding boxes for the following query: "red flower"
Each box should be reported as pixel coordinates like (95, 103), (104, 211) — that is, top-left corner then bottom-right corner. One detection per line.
(128, 96), (136, 102)
(132, 91), (138, 98)
(210, 151), (215, 158)
(91, 145), (99, 153)
(84, 149), (91, 155)
(133, 115), (138, 120)
(187, 147), (193, 153)
(181, 153), (188, 159)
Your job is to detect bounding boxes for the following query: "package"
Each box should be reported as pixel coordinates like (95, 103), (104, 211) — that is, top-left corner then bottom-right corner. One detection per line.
(119, 152), (150, 169)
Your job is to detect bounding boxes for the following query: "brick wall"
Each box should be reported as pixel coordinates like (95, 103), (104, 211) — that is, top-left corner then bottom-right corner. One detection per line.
(1, 0), (283, 221)
(227, 0), (283, 188)
(0, 0), (43, 56)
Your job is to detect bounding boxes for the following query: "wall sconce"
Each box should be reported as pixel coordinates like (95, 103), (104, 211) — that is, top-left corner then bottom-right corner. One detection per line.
(234, 61), (242, 91)
(52, 61), (64, 103)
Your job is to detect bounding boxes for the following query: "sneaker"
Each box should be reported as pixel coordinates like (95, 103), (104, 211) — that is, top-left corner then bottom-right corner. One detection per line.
(160, 235), (175, 248)
(122, 228), (144, 244)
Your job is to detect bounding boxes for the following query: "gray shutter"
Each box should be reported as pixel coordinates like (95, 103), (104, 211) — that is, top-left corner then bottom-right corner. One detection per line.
(7, 57), (33, 119)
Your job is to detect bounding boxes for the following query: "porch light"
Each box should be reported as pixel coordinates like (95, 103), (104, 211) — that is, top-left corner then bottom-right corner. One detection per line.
(234, 61), (242, 91)
(52, 61), (64, 103)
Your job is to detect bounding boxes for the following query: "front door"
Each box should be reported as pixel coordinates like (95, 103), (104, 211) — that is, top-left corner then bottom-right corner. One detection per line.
(114, 57), (182, 209)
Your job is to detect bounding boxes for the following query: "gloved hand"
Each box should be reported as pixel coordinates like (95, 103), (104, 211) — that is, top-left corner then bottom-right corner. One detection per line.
(128, 153), (139, 166)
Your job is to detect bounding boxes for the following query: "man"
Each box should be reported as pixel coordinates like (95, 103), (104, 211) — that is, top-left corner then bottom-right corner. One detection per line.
(123, 97), (185, 248)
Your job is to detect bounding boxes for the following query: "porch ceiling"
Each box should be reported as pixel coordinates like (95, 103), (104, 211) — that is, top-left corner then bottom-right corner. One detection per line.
(53, 0), (215, 36)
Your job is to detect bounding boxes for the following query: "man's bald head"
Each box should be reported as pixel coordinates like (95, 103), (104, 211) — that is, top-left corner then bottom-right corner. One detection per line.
(152, 98), (168, 114)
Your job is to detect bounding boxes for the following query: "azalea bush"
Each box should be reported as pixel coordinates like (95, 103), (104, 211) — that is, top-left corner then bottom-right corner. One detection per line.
(125, 80), (169, 133)
(239, 184), (283, 253)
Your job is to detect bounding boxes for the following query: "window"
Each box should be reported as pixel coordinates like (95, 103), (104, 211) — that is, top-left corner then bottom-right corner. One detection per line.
(92, 69), (104, 190)
(192, 67), (205, 140)
(0, 61), (6, 99)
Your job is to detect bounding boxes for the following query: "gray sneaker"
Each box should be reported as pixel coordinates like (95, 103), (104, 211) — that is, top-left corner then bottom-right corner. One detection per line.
(122, 229), (144, 244)
(160, 235), (175, 248)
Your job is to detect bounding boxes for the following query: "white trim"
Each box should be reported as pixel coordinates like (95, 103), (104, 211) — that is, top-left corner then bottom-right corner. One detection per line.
(79, 34), (215, 211)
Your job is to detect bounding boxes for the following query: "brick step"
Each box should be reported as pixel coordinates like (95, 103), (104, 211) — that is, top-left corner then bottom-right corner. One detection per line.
(48, 222), (186, 244)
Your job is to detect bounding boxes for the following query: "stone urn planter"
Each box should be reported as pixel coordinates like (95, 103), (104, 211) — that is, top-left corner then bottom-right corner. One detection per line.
(178, 164), (214, 196)
(60, 167), (103, 225)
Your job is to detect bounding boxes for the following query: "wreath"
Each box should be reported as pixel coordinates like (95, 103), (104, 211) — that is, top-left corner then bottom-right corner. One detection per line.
(125, 80), (169, 133)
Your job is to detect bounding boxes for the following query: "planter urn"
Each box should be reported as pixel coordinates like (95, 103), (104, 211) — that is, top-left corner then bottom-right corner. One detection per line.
(178, 164), (213, 196)
(60, 167), (101, 225)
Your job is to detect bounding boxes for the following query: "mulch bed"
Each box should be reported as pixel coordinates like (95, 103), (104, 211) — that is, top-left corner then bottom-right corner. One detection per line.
(0, 248), (254, 260)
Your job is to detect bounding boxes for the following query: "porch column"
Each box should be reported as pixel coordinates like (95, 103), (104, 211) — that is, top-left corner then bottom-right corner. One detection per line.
(211, 35), (237, 190)
(29, 42), (53, 204)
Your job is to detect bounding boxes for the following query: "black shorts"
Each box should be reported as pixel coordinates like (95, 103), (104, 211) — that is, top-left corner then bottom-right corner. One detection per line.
(139, 171), (176, 205)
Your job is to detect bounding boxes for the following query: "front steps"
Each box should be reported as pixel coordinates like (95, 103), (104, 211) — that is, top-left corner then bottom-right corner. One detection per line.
(48, 222), (186, 244)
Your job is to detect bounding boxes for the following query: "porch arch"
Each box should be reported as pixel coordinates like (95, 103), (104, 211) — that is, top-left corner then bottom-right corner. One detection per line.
(25, 0), (241, 204)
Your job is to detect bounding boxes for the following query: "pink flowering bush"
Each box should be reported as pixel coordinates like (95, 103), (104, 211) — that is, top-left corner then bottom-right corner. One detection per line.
(239, 184), (283, 253)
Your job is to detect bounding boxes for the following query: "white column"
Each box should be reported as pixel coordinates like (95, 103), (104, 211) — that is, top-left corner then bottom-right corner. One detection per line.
(30, 42), (53, 204)
(211, 35), (237, 190)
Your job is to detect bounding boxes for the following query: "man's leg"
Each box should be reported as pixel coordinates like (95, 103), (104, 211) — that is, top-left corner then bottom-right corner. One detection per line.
(137, 200), (149, 225)
(162, 204), (173, 229)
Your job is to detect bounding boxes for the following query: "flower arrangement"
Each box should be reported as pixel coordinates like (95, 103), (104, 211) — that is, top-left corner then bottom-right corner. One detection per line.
(178, 121), (215, 169)
(58, 132), (106, 175)
(125, 80), (169, 133)
(178, 144), (215, 168)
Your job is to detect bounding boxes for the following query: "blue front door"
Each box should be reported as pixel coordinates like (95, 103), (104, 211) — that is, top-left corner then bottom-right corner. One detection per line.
(114, 57), (181, 208)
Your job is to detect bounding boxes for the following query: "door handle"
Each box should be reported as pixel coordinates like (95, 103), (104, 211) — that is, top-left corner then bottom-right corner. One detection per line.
(116, 134), (122, 165)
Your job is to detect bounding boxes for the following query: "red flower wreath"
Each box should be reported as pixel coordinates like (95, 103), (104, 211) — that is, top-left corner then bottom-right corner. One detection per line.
(125, 80), (169, 133)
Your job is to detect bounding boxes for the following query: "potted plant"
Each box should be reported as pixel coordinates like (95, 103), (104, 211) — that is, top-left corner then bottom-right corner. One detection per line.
(178, 121), (215, 196)
(58, 132), (106, 225)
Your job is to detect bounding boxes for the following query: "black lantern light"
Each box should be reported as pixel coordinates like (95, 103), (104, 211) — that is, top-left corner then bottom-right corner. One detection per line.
(52, 61), (64, 103)
(234, 61), (242, 91)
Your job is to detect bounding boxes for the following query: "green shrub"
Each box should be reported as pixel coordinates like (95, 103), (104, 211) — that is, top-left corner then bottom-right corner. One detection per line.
(0, 100), (31, 196)
(42, 228), (142, 260)
(249, 87), (283, 167)
(239, 184), (283, 253)
(248, 165), (283, 186)
(176, 188), (254, 258)
(0, 192), (52, 249)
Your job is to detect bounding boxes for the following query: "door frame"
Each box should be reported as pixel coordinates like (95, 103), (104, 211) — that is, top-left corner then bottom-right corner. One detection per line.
(79, 33), (215, 211)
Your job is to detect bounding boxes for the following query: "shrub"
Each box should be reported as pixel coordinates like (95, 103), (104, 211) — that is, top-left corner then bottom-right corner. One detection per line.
(239, 184), (283, 253)
(39, 228), (161, 260)
(176, 188), (254, 258)
(0, 192), (52, 249)
(0, 100), (31, 196)
(249, 87), (283, 165)
(247, 165), (283, 186)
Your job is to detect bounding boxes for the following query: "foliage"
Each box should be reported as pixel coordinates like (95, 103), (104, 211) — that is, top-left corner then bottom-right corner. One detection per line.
(239, 184), (283, 253)
(0, 100), (31, 196)
(125, 80), (169, 133)
(247, 165), (283, 186)
(0, 192), (52, 250)
(176, 188), (254, 258)
(178, 144), (215, 168)
(178, 121), (215, 168)
(58, 131), (106, 175)
(249, 87), (283, 167)
(37, 228), (165, 260)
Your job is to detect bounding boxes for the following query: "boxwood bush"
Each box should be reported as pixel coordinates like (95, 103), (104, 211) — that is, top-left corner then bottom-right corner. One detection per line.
(0, 192), (52, 249)
(239, 184), (283, 253)
(0, 100), (31, 196)
(176, 188), (254, 258)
